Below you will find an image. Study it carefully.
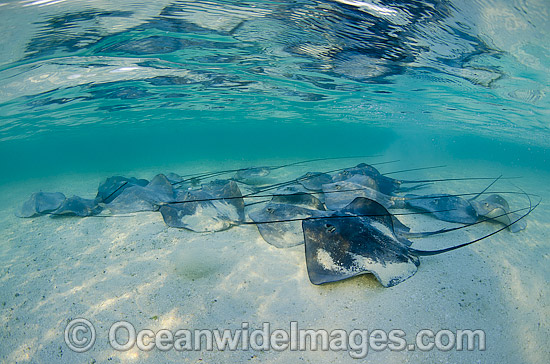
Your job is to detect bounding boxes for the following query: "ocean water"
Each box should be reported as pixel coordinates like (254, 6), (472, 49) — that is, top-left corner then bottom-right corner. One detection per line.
(1, 0), (548, 182)
(0, 1), (549, 363)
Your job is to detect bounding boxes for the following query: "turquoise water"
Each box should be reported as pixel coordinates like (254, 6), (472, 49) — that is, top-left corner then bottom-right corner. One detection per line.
(0, 0), (548, 184)
(1, 1), (549, 363)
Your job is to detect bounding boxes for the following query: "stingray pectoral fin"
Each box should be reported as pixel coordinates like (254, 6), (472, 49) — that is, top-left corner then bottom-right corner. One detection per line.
(303, 217), (420, 287)
(400, 229), (449, 239)
(478, 207), (527, 233)
(159, 205), (187, 228)
(17, 192), (66, 217)
(508, 213), (526, 232)
(485, 209), (526, 233)
(369, 257), (419, 288)
(160, 201), (237, 232)
(248, 203), (325, 248)
(305, 240), (420, 287)
(51, 196), (102, 217)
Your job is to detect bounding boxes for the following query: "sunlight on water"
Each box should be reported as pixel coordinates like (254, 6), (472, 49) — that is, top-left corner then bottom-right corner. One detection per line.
(0, 1), (548, 144)
(0, 1), (547, 183)
(0, 2), (549, 364)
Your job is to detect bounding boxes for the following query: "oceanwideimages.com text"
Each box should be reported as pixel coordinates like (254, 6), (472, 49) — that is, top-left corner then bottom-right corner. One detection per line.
(65, 319), (486, 359)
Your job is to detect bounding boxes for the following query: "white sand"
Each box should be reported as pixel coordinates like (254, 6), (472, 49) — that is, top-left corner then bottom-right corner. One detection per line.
(0, 157), (549, 364)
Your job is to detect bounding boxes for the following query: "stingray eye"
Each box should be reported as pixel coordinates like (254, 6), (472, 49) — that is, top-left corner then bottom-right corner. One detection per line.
(325, 224), (336, 233)
(336, 185), (342, 190)
(266, 207), (274, 214)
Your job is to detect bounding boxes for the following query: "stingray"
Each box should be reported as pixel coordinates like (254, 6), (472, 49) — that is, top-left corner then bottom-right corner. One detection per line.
(332, 163), (422, 195)
(304, 215), (419, 287)
(165, 172), (200, 189)
(159, 179), (245, 232)
(471, 194), (527, 233)
(269, 185), (327, 210)
(17, 192), (67, 217)
(233, 166), (277, 186)
(401, 176), (507, 224)
(331, 163), (513, 196)
(95, 176), (149, 204)
(403, 193), (479, 224)
(246, 185), (328, 248)
(249, 203), (330, 248)
(51, 196), (103, 217)
(106, 174), (175, 213)
(232, 161), (340, 187)
(340, 196), (411, 240)
(298, 172), (334, 191)
(303, 196), (537, 287)
(322, 177), (404, 210)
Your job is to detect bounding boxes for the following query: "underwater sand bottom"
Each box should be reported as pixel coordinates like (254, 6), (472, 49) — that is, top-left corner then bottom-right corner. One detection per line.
(0, 158), (549, 364)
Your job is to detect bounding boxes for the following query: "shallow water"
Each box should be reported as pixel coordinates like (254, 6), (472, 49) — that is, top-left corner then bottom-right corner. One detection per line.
(0, 0), (549, 363)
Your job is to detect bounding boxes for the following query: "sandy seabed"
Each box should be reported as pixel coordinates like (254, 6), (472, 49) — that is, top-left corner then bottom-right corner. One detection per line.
(1, 156), (549, 364)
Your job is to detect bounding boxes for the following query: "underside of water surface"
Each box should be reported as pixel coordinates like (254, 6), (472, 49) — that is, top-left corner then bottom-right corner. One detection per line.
(0, 1), (549, 364)
(0, 0), (548, 183)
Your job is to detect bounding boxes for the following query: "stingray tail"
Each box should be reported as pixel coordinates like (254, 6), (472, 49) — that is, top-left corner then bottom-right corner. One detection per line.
(396, 183), (432, 192)
(380, 164), (446, 192)
(96, 181), (128, 204)
(400, 176), (519, 184)
(399, 190), (536, 202)
(244, 200), (271, 207)
(382, 164), (447, 176)
(174, 155), (385, 186)
(269, 155), (383, 171)
(409, 192), (539, 256)
(468, 175), (502, 201)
